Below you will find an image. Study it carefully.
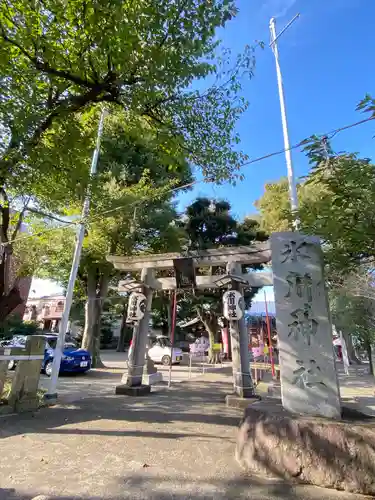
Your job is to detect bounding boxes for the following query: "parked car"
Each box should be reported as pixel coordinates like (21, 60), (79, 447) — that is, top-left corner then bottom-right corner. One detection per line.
(3, 336), (28, 369)
(1, 335), (26, 350)
(43, 335), (91, 376)
(6, 334), (91, 375)
(177, 340), (191, 352)
(128, 335), (183, 365)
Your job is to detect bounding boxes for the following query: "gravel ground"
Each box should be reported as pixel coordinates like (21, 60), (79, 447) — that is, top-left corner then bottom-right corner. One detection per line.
(36, 350), (222, 404)
(0, 368), (373, 500)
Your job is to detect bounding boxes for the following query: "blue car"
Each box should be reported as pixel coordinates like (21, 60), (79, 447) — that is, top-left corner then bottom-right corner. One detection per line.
(43, 335), (91, 376)
(6, 334), (91, 376)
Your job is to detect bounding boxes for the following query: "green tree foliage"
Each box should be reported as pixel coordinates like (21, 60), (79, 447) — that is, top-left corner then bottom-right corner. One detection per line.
(330, 280), (375, 374)
(0, 317), (40, 339)
(0, 0), (252, 181)
(304, 142), (375, 274)
(99, 314), (115, 350)
(178, 197), (268, 362)
(183, 198), (237, 249)
(151, 292), (172, 337)
(33, 113), (192, 366)
(254, 179), (292, 233)
(182, 197), (267, 248)
(0, 0), (257, 320)
(254, 177), (326, 236)
(256, 141), (375, 276)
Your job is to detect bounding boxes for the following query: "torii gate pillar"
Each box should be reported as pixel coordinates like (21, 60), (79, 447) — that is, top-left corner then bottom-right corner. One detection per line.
(115, 268), (155, 396)
(227, 261), (257, 399)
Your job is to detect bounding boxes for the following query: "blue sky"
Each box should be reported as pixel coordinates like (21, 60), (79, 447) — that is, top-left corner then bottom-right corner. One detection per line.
(177, 0), (375, 220)
(32, 0), (374, 299)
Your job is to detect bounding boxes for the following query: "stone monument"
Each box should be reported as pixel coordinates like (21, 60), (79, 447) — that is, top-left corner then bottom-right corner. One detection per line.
(142, 340), (163, 385)
(270, 231), (341, 419)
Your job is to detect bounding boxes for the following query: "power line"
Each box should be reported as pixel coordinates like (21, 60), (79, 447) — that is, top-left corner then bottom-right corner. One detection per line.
(2, 179), (198, 247)
(239, 115), (375, 168)
(3, 114), (375, 248)
(66, 114), (375, 223)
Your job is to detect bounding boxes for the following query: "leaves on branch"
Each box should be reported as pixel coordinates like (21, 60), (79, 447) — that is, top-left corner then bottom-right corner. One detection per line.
(0, 0), (256, 184)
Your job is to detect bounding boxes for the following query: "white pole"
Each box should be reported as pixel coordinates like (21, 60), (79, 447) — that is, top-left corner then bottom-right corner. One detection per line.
(269, 16), (299, 226)
(45, 108), (107, 399)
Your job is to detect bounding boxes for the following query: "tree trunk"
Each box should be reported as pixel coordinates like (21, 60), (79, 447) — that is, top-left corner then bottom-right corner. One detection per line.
(0, 246), (22, 322)
(81, 272), (97, 353)
(91, 301), (105, 368)
(0, 200), (28, 321)
(200, 311), (219, 364)
(91, 271), (110, 368)
(342, 330), (361, 364)
(366, 340), (374, 376)
(81, 268), (110, 368)
(0, 285), (23, 321)
(207, 327), (218, 364)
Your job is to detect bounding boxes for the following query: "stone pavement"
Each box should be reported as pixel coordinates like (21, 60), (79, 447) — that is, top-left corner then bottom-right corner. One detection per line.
(0, 367), (373, 500)
(256, 364), (375, 417)
(337, 365), (375, 413)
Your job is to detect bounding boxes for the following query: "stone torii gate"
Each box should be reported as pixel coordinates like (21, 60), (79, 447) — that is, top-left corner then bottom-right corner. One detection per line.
(107, 232), (342, 420)
(107, 243), (272, 398)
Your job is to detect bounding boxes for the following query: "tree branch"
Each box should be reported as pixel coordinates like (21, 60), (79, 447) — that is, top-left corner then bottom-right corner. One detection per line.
(26, 207), (74, 225)
(11, 196), (31, 242)
(28, 86), (117, 147)
(1, 25), (146, 90)
(1, 87), (117, 179)
(0, 188), (10, 243)
(158, 0), (189, 48)
(0, 28), (98, 89)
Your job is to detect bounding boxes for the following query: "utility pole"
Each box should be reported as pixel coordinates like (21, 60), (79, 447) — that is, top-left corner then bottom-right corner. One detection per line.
(46, 108), (107, 399)
(269, 14), (300, 228)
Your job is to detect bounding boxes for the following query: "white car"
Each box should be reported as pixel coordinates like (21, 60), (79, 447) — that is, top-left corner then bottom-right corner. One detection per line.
(129, 335), (183, 365)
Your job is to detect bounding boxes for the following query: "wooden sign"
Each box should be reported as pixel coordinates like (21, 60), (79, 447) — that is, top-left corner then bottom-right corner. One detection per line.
(173, 258), (196, 290)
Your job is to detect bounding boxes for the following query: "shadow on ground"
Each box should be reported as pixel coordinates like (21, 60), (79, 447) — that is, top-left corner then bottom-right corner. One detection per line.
(0, 474), (367, 500)
(0, 377), (239, 440)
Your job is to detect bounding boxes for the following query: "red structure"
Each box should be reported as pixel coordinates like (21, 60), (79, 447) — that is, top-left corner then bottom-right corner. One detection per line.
(246, 300), (277, 357)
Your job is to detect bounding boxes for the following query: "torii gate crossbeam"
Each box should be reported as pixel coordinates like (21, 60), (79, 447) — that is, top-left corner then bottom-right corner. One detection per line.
(107, 245), (270, 399)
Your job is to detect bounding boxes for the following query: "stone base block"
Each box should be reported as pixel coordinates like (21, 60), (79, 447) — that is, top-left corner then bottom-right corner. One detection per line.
(14, 398), (39, 413)
(267, 381), (281, 398)
(115, 384), (151, 396)
(236, 403), (375, 496)
(0, 404), (14, 415)
(44, 393), (58, 402)
(142, 371), (163, 385)
(226, 394), (261, 410)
